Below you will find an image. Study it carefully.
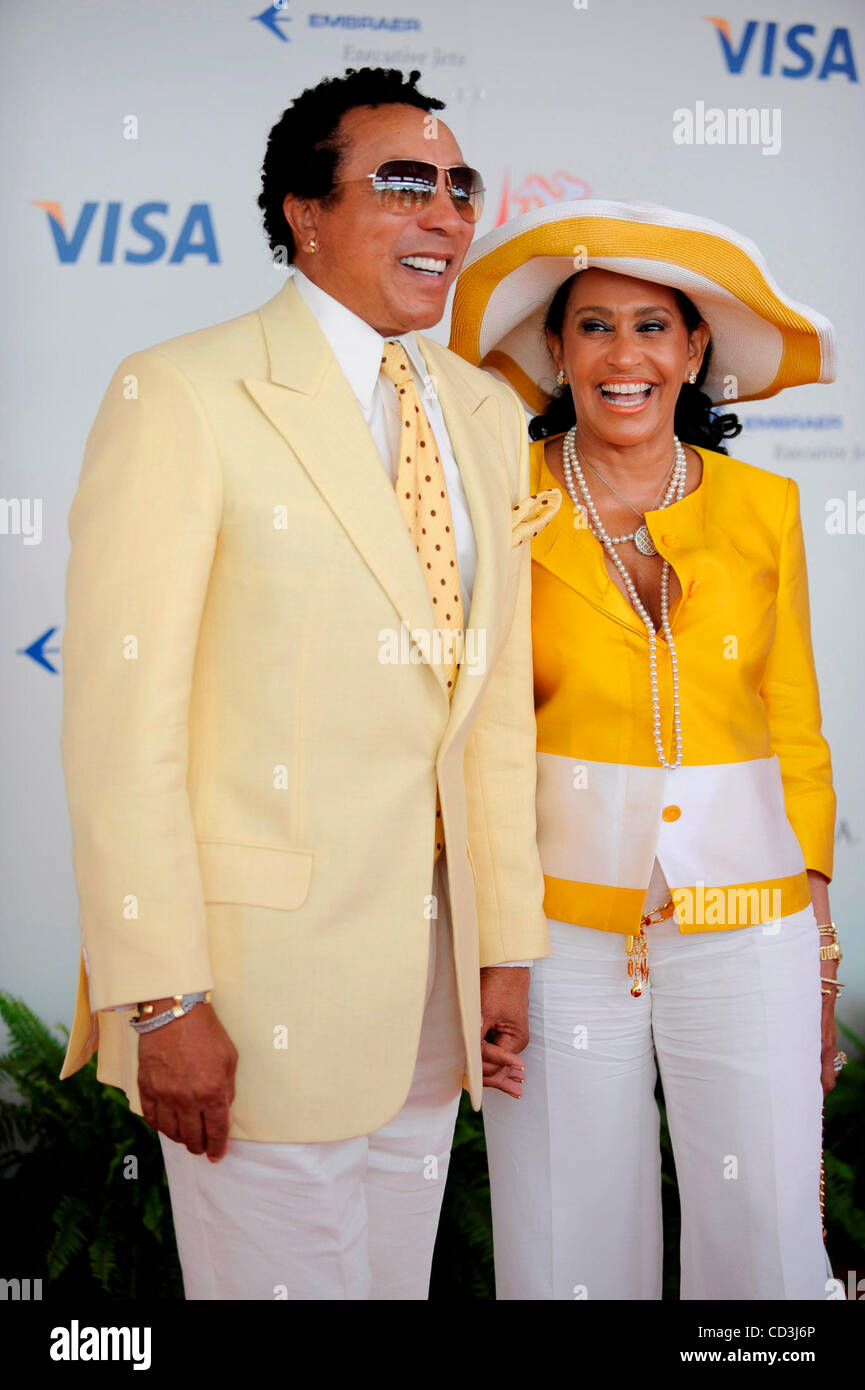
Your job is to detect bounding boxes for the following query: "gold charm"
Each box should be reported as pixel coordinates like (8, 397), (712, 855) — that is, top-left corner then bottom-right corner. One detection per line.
(626, 927), (649, 997)
(626, 898), (675, 996)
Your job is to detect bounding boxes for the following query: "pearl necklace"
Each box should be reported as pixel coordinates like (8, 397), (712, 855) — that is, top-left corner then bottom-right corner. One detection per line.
(579, 452), (678, 555)
(562, 427), (686, 769)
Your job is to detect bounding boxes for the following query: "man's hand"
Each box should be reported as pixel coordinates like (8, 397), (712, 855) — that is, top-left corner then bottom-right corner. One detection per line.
(137, 1000), (238, 1162)
(480, 967), (530, 1099)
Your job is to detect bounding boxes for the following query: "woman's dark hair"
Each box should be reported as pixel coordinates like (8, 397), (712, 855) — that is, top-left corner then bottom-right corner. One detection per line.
(257, 67), (445, 262)
(528, 273), (742, 453)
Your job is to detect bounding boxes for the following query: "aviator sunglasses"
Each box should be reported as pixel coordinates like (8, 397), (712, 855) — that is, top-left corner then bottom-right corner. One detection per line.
(334, 159), (485, 224)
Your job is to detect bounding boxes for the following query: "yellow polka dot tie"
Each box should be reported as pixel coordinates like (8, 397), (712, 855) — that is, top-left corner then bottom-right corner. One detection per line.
(380, 340), (464, 862)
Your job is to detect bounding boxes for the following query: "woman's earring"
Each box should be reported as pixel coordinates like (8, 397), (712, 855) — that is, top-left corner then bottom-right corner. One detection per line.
(307, 237), (317, 253)
(556, 369), (568, 386)
(687, 370), (697, 385)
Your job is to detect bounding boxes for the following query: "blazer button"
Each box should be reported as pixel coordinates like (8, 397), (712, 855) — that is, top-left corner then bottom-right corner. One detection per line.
(661, 534), (680, 548)
(662, 805), (682, 822)
(687, 579), (700, 597)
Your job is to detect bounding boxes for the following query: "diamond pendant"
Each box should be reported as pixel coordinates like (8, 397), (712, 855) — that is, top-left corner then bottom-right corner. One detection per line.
(634, 524), (657, 557)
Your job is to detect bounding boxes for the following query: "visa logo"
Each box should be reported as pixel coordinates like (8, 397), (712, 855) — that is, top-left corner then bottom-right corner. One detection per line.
(31, 201), (220, 264)
(706, 19), (858, 82)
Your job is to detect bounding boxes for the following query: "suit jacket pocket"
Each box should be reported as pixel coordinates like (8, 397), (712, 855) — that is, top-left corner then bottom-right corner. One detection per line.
(196, 838), (313, 910)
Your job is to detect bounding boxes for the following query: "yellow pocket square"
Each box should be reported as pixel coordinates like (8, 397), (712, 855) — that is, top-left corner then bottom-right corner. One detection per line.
(510, 488), (562, 546)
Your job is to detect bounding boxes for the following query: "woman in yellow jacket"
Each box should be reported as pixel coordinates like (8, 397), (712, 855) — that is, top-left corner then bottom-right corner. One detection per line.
(450, 201), (842, 1300)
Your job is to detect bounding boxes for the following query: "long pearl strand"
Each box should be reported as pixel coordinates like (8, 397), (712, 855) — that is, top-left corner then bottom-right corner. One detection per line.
(562, 426), (687, 770)
(579, 453), (678, 551)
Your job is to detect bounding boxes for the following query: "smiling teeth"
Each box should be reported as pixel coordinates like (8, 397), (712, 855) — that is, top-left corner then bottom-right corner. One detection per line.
(400, 256), (446, 273)
(601, 381), (652, 394)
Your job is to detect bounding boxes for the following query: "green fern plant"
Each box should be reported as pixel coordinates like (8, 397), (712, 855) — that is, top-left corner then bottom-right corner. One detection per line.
(430, 1093), (495, 1299)
(0, 991), (182, 1299)
(823, 1021), (865, 1287)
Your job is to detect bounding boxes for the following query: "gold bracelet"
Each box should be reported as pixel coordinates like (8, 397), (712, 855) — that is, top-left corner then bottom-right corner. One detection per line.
(820, 942), (843, 962)
(134, 990), (213, 1021)
(820, 976), (845, 989)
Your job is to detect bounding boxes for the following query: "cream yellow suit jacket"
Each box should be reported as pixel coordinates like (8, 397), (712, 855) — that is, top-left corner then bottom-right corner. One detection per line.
(58, 277), (551, 1142)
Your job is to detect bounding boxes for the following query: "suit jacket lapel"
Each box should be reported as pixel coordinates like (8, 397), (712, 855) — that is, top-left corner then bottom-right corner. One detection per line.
(243, 279), (515, 738)
(416, 339), (512, 755)
(243, 279), (449, 702)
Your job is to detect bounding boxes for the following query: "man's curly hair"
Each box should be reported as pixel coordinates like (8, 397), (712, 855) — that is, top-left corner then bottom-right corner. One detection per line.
(257, 67), (445, 262)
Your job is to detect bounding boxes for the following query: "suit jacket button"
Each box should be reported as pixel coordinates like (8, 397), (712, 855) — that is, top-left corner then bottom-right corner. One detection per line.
(661, 534), (680, 548)
(662, 805), (682, 822)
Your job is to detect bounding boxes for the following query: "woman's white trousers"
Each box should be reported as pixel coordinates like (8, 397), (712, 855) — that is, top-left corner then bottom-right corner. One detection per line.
(483, 907), (832, 1300)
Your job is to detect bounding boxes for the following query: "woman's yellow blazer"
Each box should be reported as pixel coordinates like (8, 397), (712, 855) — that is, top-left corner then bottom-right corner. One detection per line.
(529, 437), (835, 935)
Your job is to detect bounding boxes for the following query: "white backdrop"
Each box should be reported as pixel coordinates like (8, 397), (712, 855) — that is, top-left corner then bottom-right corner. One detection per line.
(2, 0), (863, 1040)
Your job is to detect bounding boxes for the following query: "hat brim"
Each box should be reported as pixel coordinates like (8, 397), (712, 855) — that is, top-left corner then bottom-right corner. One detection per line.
(449, 200), (835, 409)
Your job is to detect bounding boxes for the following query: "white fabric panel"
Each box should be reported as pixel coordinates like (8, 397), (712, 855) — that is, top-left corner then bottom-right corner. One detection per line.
(655, 755), (807, 887)
(536, 751), (664, 888)
(536, 751), (806, 888)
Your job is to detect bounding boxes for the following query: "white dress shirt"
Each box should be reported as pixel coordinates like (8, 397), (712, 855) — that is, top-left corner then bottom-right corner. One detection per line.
(292, 268), (477, 609)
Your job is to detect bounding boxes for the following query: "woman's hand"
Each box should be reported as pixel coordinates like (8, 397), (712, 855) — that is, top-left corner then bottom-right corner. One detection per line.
(808, 869), (839, 1095)
(820, 958), (839, 1096)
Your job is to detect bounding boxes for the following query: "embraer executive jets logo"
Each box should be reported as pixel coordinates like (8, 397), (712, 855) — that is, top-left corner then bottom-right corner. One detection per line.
(251, 2), (422, 42)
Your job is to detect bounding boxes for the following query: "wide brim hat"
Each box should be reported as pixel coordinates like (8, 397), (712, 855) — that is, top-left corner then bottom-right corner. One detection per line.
(449, 199), (835, 409)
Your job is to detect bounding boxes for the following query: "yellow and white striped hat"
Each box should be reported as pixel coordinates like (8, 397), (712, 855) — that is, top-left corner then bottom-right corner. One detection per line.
(449, 199), (835, 410)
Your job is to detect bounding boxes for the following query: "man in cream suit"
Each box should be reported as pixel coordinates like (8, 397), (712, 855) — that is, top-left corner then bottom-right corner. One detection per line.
(59, 67), (556, 1300)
